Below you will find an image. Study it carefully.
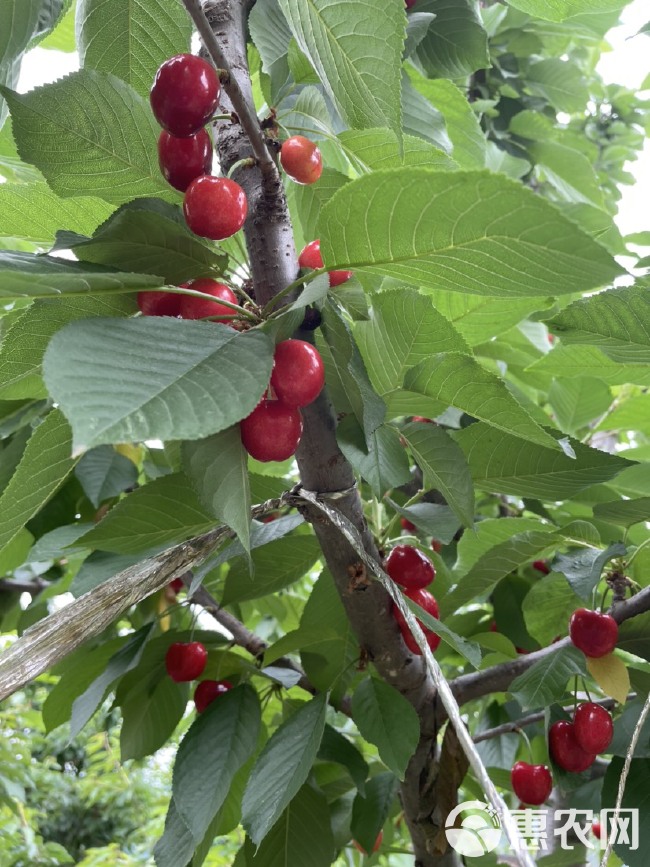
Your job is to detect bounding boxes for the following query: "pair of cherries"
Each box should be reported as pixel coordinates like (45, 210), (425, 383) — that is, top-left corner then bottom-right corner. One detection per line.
(384, 544), (440, 655)
(164, 640), (232, 713)
(137, 277), (239, 321)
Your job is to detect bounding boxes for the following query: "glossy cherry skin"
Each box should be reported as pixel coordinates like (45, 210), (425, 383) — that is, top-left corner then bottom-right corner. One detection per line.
(270, 339), (325, 408)
(573, 702), (613, 754)
(158, 128), (212, 191)
(183, 175), (248, 240)
(400, 517), (416, 533)
(569, 608), (618, 658)
(385, 544), (435, 590)
(150, 54), (220, 137)
(549, 720), (596, 773)
(511, 761), (553, 806)
(353, 830), (383, 855)
(298, 239), (352, 288)
(169, 577), (184, 594)
(240, 399), (303, 462)
(194, 679), (233, 713)
(178, 278), (238, 321)
(165, 642), (208, 682)
(393, 587), (440, 655)
(532, 560), (550, 575)
(280, 136), (323, 185)
(137, 290), (181, 317)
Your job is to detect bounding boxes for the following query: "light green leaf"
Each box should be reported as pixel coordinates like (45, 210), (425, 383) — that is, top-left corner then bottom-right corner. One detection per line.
(277, 0), (404, 137)
(77, 0), (191, 98)
(529, 141), (605, 207)
(319, 169), (620, 297)
(401, 72), (452, 153)
(0, 410), (77, 557)
(183, 428), (251, 555)
(351, 677), (420, 780)
(413, 0), (489, 79)
(453, 423), (633, 498)
(0, 183), (114, 243)
(77, 473), (213, 554)
(593, 498), (650, 528)
(522, 574), (583, 647)
(510, 646), (587, 710)
(292, 169), (349, 243)
(0, 250), (163, 299)
(339, 129), (457, 172)
(504, 0), (627, 23)
(1, 70), (176, 203)
(221, 536), (321, 604)
(526, 59), (589, 113)
(454, 516), (553, 577)
(548, 377), (612, 436)
(337, 417), (411, 497)
(43, 318), (274, 451)
(242, 693), (328, 845)
(529, 344), (650, 387)
(401, 421), (474, 527)
(0, 0), (41, 127)
(405, 353), (561, 450)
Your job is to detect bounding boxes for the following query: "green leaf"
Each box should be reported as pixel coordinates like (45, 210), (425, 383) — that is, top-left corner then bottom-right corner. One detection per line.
(318, 725), (368, 794)
(43, 318), (274, 451)
(119, 676), (189, 761)
(0, 70), (175, 203)
(337, 417), (411, 497)
(522, 574), (583, 647)
(452, 423), (633, 498)
(183, 428), (251, 555)
(413, 0), (489, 78)
(0, 410), (77, 558)
(245, 785), (336, 867)
(0, 293), (136, 400)
(350, 772), (398, 857)
(319, 169), (620, 297)
(553, 543), (627, 599)
(530, 344), (650, 386)
(528, 141), (605, 208)
(405, 593), (482, 666)
(401, 421), (475, 528)
(401, 72), (452, 153)
(510, 646), (587, 710)
(547, 377), (612, 436)
(593, 497), (650, 528)
(527, 59), (589, 113)
(505, 0), (627, 24)
(77, 473), (213, 554)
(77, 0), (191, 98)
(602, 757), (650, 867)
(277, 0), (404, 138)
(74, 445), (138, 507)
(405, 354), (560, 451)
(0, 183), (114, 243)
(0, 1), (41, 127)
(292, 169), (349, 243)
(221, 536), (321, 604)
(69, 198), (227, 283)
(387, 501), (460, 545)
(172, 685), (261, 847)
(548, 284), (650, 364)
(338, 129), (457, 171)
(242, 693), (328, 845)
(618, 612), (650, 661)
(351, 677), (420, 780)
(0, 250), (163, 299)
(39, 1), (76, 52)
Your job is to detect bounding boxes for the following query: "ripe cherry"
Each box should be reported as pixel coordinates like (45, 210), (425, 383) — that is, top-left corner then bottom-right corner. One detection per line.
(240, 399), (303, 462)
(165, 641), (208, 682)
(393, 587), (441, 655)
(184, 175), (248, 240)
(510, 761), (553, 805)
(270, 339), (325, 408)
(150, 54), (220, 137)
(592, 821), (602, 840)
(405, 0), (417, 8)
(353, 830), (383, 855)
(178, 278), (238, 321)
(569, 608), (618, 658)
(137, 290), (181, 317)
(573, 703), (613, 754)
(298, 239), (352, 288)
(280, 136), (323, 185)
(532, 560), (550, 575)
(385, 544), (435, 590)
(412, 416), (434, 424)
(549, 720), (596, 773)
(194, 679), (233, 713)
(169, 577), (184, 594)
(158, 128), (212, 191)
(431, 539), (442, 554)
(400, 517), (417, 533)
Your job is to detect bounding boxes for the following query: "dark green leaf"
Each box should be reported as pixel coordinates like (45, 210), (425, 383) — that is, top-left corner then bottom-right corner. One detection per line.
(510, 646), (587, 710)
(221, 536), (321, 604)
(554, 543), (626, 599)
(318, 725), (368, 794)
(413, 0), (489, 79)
(74, 445), (138, 507)
(350, 772), (398, 857)
(337, 417), (411, 497)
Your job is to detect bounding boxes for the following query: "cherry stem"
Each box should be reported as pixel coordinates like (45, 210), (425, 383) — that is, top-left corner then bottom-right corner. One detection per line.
(599, 584), (610, 613)
(573, 675), (580, 714)
(515, 726), (535, 764)
(179, 0), (276, 174)
(227, 157), (256, 179)
(581, 676), (593, 703)
(261, 266), (330, 318)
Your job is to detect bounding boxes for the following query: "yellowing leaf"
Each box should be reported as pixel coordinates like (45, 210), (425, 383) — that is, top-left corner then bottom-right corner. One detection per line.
(587, 653), (630, 704)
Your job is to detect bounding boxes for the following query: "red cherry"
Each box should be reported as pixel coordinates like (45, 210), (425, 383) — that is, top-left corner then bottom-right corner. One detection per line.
(412, 416), (434, 423)
(400, 517), (417, 533)
(240, 399), (303, 462)
(431, 539), (442, 553)
(549, 720), (596, 773)
(532, 560), (550, 575)
(178, 278), (238, 321)
(510, 761), (553, 805)
(158, 128), (213, 192)
(573, 702), (613, 754)
(393, 587), (441, 655)
(405, 0), (417, 8)
(592, 821), (602, 840)
(262, 512), (280, 523)
(137, 290), (181, 317)
(489, 620), (498, 632)
(385, 544), (435, 590)
(183, 175), (248, 240)
(150, 54), (220, 137)
(270, 339), (325, 408)
(280, 136), (323, 185)
(569, 608), (618, 658)
(165, 642), (208, 682)
(169, 577), (184, 594)
(298, 239), (352, 288)
(353, 830), (383, 855)
(194, 679), (233, 713)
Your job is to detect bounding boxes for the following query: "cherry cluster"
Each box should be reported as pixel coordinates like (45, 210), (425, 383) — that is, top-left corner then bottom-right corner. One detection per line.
(164, 640), (233, 713)
(384, 544), (440, 654)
